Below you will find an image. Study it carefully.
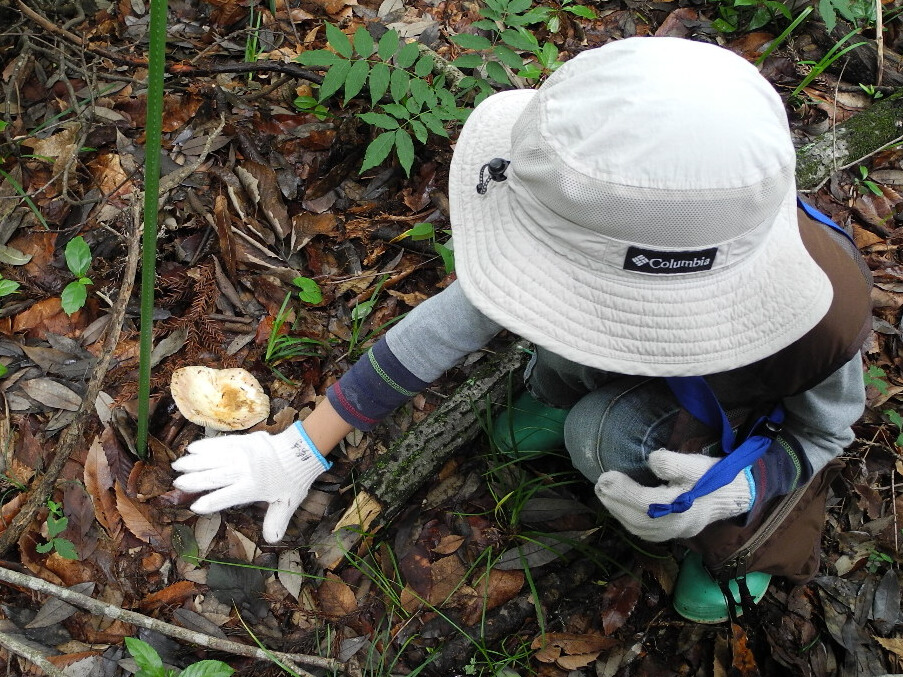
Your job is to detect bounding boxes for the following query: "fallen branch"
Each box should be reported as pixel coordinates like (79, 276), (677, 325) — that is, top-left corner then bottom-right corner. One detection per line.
(315, 340), (530, 569)
(795, 89), (903, 190)
(0, 628), (67, 677)
(0, 565), (340, 675)
(0, 199), (142, 558)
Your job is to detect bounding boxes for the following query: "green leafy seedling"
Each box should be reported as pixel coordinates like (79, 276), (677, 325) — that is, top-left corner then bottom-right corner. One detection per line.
(0, 276), (20, 298)
(61, 236), (93, 316)
(125, 637), (234, 677)
(293, 276), (323, 304)
(865, 364), (889, 395)
(855, 165), (883, 196)
(35, 500), (78, 560)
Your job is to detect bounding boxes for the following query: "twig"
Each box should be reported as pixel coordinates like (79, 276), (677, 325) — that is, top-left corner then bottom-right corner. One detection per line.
(804, 132), (903, 194)
(170, 60), (323, 85)
(0, 629), (67, 677)
(0, 196), (142, 557)
(0, 566), (341, 675)
(876, 0), (884, 87)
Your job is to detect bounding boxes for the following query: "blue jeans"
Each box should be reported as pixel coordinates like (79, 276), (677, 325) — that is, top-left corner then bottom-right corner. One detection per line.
(524, 347), (684, 487)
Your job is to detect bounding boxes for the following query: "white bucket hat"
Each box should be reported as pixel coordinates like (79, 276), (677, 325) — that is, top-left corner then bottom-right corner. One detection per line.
(449, 37), (833, 377)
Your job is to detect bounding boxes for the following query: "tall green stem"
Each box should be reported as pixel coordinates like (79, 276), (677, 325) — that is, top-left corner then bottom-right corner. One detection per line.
(138, 0), (169, 457)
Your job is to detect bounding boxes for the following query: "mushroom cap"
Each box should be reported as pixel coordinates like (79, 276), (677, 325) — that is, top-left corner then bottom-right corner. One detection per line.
(170, 366), (270, 431)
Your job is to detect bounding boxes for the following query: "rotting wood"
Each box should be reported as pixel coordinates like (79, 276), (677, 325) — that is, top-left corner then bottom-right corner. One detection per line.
(796, 89), (903, 191)
(0, 564), (340, 676)
(316, 340), (530, 570)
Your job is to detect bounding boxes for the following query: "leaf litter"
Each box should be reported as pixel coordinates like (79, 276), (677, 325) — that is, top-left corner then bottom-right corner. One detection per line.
(0, 0), (902, 675)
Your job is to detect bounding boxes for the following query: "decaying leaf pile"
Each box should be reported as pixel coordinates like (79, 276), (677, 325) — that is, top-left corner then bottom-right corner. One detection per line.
(0, 0), (902, 675)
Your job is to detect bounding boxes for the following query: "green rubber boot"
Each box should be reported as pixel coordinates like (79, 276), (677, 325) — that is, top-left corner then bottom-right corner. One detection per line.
(673, 551), (771, 623)
(491, 391), (569, 456)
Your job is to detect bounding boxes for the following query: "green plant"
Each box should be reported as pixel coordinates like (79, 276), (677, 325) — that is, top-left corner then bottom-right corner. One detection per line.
(345, 275), (407, 359)
(0, 168), (50, 230)
(136, 0), (168, 457)
(754, 6), (814, 66)
(264, 293), (327, 383)
(863, 366), (903, 447)
(791, 29), (867, 98)
(61, 235), (93, 316)
(0, 274), (20, 299)
(125, 637), (234, 677)
(528, 0), (597, 34)
(858, 82), (884, 99)
(866, 547), (894, 573)
(35, 499), (78, 560)
(854, 165), (883, 196)
(818, 0), (876, 31)
(293, 275), (323, 304)
(450, 0), (565, 89)
(393, 222), (455, 274)
(710, 0), (791, 34)
(297, 25), (470, 176)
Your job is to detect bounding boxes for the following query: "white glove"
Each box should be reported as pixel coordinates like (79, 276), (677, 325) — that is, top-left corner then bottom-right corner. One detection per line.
(594, 449), (753, 542)
(172, 422), (331, 543)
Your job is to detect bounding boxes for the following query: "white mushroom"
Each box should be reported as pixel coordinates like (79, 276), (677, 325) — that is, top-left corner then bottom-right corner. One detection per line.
(170, 366), (270, 431)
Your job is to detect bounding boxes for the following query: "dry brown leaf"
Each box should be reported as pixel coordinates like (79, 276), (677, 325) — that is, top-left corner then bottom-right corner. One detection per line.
(19, 378), (82, 411)
(531, 632), (618, 660)
(557, 652), (605, 670)
(432, 534), (465, 555)
(84, 435), (122, 539)
(318, 572), (358, 618)
(114, 483), (170, 549)
(11, 297), (88, 339)
(429, 555), (468, 606)
(601, 575), (642, 635)
(876, 636), (903, 658)
(138, 581), (200, 611)
(478, 568), (525, 610)
(729, 622), (759, 676)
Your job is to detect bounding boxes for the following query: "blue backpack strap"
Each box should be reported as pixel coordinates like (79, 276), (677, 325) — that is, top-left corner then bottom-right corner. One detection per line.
(648, 377), (784, 518)
(797, 197), (856, 246)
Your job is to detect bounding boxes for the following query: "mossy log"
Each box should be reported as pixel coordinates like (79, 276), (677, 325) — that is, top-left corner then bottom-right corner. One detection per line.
(317, 341), (529, 569)
(796, 89), (903, 190)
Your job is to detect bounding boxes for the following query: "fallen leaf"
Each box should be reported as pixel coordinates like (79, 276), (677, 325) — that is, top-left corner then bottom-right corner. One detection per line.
(532, 632), (617, 663)
(729, 622), (759, 676)
(601, 575), (642, 635)
(138, 581), (200, 611)
(84, 435), (121, 539)
(19, 377), (82, 411)
(875, 636), (903, 659)
(115, 483), (170, 549)
(318, 572), (358, 618)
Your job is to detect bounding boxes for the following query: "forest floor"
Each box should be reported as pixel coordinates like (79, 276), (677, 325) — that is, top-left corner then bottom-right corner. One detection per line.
(0, 0), (903, 675)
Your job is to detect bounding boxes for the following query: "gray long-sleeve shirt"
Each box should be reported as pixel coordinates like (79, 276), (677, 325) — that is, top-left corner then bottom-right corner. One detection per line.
(326, 281), (865, 476)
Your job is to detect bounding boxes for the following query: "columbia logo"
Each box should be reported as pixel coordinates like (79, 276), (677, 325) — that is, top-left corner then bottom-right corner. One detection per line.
(631, 254), (649, 266)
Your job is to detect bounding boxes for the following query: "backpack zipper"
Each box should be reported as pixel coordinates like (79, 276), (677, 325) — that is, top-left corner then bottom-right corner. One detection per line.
(711, 483), (810, 580)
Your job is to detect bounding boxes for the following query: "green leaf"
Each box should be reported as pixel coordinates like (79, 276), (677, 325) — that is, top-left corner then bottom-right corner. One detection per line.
(297, 49), (345, 67)
(485, 59), (511, 85)
(0, 279), (20, 297)
(493, 45), (523, 70)
(500, 28), (538, 52)
(507, 0), (533, 14)
(293, 276), (323, 304)
(565, 5), (597, 19)
(396, 41), (420, 69)
(46, 513), (68, 539)
(414, 54), (433, 77)
(61, 281), (87, 316)
(711, 17), (737, 32)
(360, 131), (397, 173)
(434, 241), (455, 274)
(409, 78), (435, 107)
(318, 59), (351, 101)
(36, 540), (54, 554)
(180, 661), (235, 677)
(546, 14), (560, 33)
(0, 364), (7, 378)
(52, 538), (79, 560)
(369, 62), (391, 105)
(539, 42), (559, 68)
(0, 121), (6, 132)
(65, 236), (91, 277)
(353, 26), (374, 57)
(517, 63), (542, 80)
(818, 0), (837, 31)
(358, 112), (400, 130)
(377, 29), (400, 61)
(473, 19), (499, 30)
(381, 103), (410, 119)
(402, 222), (435, 241)
(325, 23), (352, 58)
(450, 33), (493, 50)
(420, 112), (449, 137)
(405, 96), (423, 114)
(126, 638), (165, 674)
(395, 129), (415, 176)
(747, 7), (772, 30)
(344, 59), (370, 103)
(389, 68), (410, 102)
(451, 53), (485, 69)
(409, 119), (428, 144)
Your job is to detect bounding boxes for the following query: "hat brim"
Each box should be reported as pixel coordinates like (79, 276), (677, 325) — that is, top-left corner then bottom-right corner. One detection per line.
(449, 90), (834, 377)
